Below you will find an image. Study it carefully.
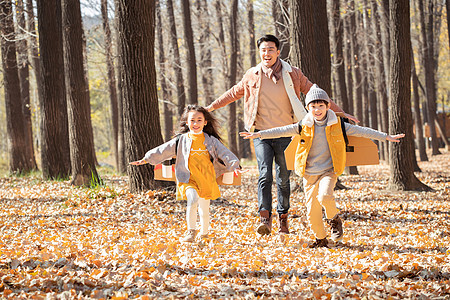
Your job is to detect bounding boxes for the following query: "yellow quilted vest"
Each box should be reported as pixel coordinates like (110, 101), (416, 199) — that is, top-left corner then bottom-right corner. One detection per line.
(294, 117), (346, 176)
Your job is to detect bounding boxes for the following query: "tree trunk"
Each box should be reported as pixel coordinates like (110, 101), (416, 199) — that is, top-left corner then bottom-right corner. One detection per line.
(116, 0), (165, 192)
(62, 0), (100, 186)
(15, 0), (38, 170)
(349, 2), (363, 125)
(272, 0), (290, 60)
(0, 0), (33, 173)
(359, 8), (369, 127)
(388, 0), (430, 191)
(371, 0), (389, 161)
(289, 0), (319, 83)
(248, 0), (257, 67)
(195, 0), (214, 105)
(411, 48), (428, 162)
(329, 0), (349, 112)
(166, 0), (186, 116)
(101, 0), (120, 170)
(378, 0), (391, 162)
(214, 0), (229, 86)
(227, 0), (238, 156)
(26, 0), (44, 148)
(36, 0), (71, 179)
(343, 0), (353, 115)
(312, 0), (332, 95)
(156, 0), (173, 141)
(180, 0), (197, 105)
(447, 0), (450, 49)
(418, 0), (440, 155)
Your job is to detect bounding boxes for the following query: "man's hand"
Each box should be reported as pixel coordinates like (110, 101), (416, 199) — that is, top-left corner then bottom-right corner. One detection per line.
(239, 131), (261, 139)
(343, 112), (360, 124)
(205, 105), (214, 112)
(386, 134), (405, 142)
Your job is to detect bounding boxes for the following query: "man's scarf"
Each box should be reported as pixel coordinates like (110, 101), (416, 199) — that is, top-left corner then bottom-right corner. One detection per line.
(261, 58), (282, 83)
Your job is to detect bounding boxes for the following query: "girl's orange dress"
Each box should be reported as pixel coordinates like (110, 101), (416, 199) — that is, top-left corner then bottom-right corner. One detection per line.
(177, 132), (220, 200)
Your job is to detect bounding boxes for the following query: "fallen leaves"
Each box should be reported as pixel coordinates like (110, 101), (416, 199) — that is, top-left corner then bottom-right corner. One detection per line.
(0, 152), (449, 298)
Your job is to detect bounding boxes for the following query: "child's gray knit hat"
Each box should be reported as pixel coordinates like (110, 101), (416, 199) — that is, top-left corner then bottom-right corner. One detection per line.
(305, 84), (330, 107)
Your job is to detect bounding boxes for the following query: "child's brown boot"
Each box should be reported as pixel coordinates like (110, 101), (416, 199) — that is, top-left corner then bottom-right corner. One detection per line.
(257, 210), (272, 235)
(328, 215), (343, 241)
(278, 213), (289, 234)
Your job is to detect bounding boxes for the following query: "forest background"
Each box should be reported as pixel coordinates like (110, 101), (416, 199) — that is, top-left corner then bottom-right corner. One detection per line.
(0, 0), (448, 183)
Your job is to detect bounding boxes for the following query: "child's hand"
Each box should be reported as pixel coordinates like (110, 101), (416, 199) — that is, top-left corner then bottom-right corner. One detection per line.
(386, 133), (405, 142)
(234, 168), (248, 175)
(129, 159), (147, 165)
(239, 131), (261, 139)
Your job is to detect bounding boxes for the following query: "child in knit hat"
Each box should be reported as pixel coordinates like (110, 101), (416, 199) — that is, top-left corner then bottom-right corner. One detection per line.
(240, 84), (404, 247)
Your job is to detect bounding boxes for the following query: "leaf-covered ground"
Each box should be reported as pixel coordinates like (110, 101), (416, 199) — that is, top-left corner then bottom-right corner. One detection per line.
(0, 152), (449, 299)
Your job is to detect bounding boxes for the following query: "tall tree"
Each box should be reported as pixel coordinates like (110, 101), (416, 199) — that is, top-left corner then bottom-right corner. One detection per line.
(342, 0), (354, 115)
(227, 0), (239, 155)
(156, 0), (173, 141)
(370, 0), (389, 161)
(418, 0), (440, 155)
(447, 0), (450, 49)
(116, 0), (165, 192)
(411, 49), (428, 162)
(101, 0), (121, 170)
(388, 0), (430, 191)
(272, 0), (290, 60)
(36, 0), (71, 179)
(289, 0), (319, 83)
(62, 0), (100, 186)
(0, 0), (34, 173)
(329, 0), (349, 112)
(166, 0), (186, 116)
(195, 0), (214, 105)
(15, 0), (37, 170)
(312, 0), (332, 95)
(247, 0), (257, 67)
(180, 0), (197, 105)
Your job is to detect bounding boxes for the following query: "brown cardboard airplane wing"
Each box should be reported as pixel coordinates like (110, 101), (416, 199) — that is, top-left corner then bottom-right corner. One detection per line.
(284, 135), (380, 170)
(154, 164), (241, 185)
(154, 164), (176, 181)
(345, 136), (379, 166)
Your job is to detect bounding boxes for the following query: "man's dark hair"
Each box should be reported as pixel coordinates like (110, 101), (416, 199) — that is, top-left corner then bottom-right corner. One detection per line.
(257, 35), (280, 49)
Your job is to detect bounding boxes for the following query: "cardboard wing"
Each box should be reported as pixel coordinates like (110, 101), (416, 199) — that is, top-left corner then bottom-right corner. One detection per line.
(345, 136), (379, 166)
(284, 135), (380, 170)
(216, 172), (242, 186)
(154, 164), (176, 181)
(154, 164), (241, 185)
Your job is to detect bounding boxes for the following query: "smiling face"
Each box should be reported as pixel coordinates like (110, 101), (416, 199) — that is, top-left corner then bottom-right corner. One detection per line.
(259, 41), (280, 68)
(187, 110), (207, 133)
(307, 101), (330, 121)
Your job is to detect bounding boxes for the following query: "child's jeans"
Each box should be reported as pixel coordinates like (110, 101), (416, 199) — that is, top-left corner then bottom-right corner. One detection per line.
(302, 170), (339, 239)
(186, 188), (210, 235)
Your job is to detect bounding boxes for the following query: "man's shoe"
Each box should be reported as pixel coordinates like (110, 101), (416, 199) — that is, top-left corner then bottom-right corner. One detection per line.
(278, 213), (289, 234)
(328, 215), (343, 241)
(180, 229), (198, 242)
(309, 238), (328, 248)
(257, 210), (272, 235)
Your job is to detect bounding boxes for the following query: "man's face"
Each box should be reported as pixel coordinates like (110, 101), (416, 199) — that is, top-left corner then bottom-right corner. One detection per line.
(259, 41), (280, 68)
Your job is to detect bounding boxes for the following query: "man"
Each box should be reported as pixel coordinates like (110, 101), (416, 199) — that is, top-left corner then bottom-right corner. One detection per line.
(206, 35), (354, 235)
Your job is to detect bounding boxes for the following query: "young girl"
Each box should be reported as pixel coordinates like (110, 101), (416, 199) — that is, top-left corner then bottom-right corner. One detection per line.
(130, 105), (241, 242)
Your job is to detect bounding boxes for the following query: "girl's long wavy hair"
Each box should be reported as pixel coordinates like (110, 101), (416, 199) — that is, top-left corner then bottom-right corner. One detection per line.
(174, 105), (222, 141)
